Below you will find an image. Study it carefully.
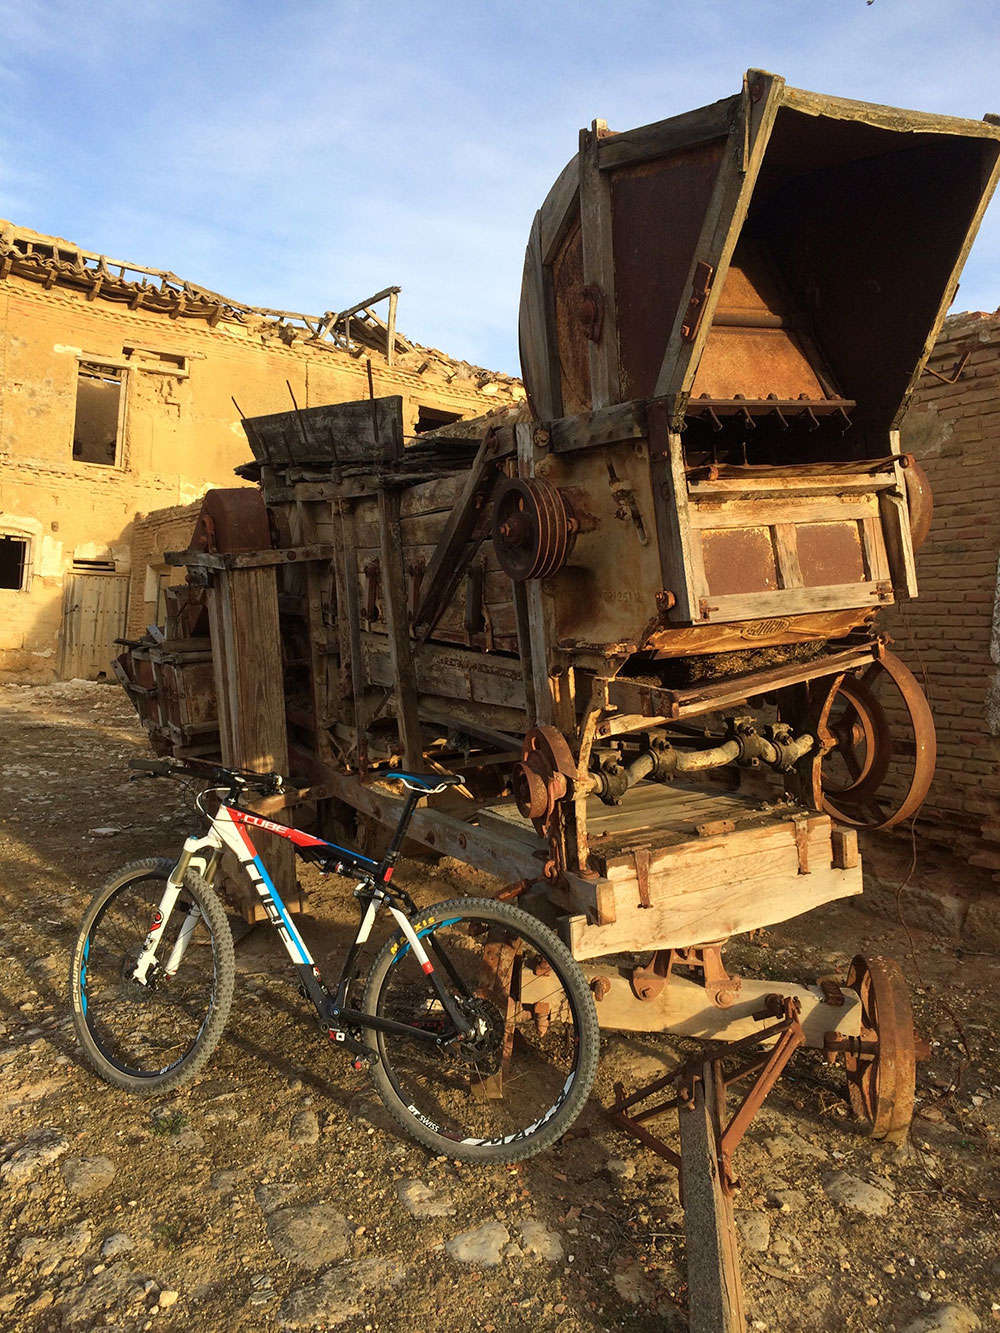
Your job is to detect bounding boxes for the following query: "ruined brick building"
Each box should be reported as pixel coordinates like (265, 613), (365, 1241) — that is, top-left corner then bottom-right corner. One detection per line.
(0, 220), (522, 681)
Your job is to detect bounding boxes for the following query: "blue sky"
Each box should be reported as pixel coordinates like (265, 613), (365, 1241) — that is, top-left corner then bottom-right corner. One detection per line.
(2, 0), (999, 375)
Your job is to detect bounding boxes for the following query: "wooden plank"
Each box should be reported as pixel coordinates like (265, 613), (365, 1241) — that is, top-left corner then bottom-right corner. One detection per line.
(597, 95), (739, 171)
(578, 120), (620, 407)
(377, 487), (422, 769)
(323, 770), (546, 882)
(362, 634), (527, 712)
(781, 82), (1000, 140)
(686, 469), (896, 499)
(699, 581), (888, 622)
(601, 641), (877, 718)
(205, 566), (297, 921)
(166, 544), (334, 571)
(244, 395), (404, 467)
(647, 411), (702, 622)
(689, 495), (879, 531)
(519, 210), (563, 421)
(772, 523), (803, 589)
(538, 152), (581, 263)
(412, 434), (499, 633)
(679, 1065), (746, 1333)
(564, 818), (862, 959)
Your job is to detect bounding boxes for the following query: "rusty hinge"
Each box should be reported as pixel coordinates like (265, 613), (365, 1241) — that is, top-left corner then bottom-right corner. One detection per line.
(793, 816), (811, 874)
(633, 847), (652, 909)
(681, 261), (715, 341)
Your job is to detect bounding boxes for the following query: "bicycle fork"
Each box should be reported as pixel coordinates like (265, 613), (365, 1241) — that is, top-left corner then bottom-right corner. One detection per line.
(130, 831), (223, 986)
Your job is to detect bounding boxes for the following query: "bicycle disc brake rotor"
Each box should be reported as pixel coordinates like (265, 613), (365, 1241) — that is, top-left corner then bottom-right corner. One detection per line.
(448, 996), (505, 1074)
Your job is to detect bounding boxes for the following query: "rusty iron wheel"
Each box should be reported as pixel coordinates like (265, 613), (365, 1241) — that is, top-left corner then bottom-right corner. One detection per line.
(843, 955), (916, 1143)
(492, 478), (576, 581)
(813, 651), (935, 830)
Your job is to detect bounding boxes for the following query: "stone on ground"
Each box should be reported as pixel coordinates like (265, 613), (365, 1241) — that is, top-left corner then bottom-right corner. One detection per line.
(289, 1109), (320, 1145)
(519, 1218), (564, 1261)
(55, 1268), (156, 1327)
(445, 1221), (510, 1266)
(901, 1306), (981, 1333)
(279, 1256), (408, 1329)
(736, 1211), (771, 1253)
(265, 1204), (351, 1269)
(396, 1177), (456, 1218)
(823, 1171), (894, 1217)
(0, 1129), (69, 1185)
(61, 1154), (116, 1197)
(101, 1232), (135, 1259)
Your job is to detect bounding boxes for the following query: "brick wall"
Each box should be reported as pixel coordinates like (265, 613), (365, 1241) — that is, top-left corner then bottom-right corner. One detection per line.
(125, 501), (202, 638)
(892, 311), (1000, 884)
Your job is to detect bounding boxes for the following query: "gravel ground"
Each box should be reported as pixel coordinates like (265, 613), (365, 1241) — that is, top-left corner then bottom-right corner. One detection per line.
(0, 680), (998, 1332)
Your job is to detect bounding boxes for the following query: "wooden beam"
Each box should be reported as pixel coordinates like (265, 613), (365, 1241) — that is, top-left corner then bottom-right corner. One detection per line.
(679, 1065), (746, 1333)
(377, 487), (422, 769)
(166, 544), (334, 571)
(596, 94), (739, 171)
(579, 120), (620, 407)
(205, 566), (298, 921)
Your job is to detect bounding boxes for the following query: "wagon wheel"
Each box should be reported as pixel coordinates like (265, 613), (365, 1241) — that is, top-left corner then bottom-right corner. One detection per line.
(810, 651), (935, 830)
(844, 955), (916, 1143)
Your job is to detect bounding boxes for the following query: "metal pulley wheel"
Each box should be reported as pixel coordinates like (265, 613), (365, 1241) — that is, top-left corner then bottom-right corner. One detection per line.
(843, 955), (916, 1143)
(809, 651), (935, 830)
(492, 478), (578, 581)
(904, 456), (934, 551)
(512, 726), (578, 827)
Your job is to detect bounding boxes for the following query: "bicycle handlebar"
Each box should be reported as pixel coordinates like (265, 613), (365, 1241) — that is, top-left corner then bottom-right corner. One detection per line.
(128, 757), (285, 796)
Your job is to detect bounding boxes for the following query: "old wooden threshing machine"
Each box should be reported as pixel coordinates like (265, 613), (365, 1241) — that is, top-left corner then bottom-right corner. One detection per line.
(118, 70), (1000, 1325)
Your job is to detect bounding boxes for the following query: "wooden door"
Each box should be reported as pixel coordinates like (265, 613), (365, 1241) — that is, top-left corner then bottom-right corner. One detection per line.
(59, 573), (129, 679)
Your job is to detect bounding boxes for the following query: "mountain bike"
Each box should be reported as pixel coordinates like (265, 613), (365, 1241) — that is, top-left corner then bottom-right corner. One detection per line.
(69, 758), (599, 1162)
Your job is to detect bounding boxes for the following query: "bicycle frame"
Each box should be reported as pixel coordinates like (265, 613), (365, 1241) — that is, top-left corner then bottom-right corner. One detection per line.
(129, 793), (475, 1062)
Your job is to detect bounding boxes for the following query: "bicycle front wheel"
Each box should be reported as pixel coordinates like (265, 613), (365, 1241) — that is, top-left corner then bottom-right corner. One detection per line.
(363, 897), (599, 1163)
(69, 860), (234, 1094)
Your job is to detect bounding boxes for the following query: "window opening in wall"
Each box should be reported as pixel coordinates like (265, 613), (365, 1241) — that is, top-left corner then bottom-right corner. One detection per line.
(414, 405), (462, 434)
(0, 536), (29, 590)
(73, 363), (123, 465)
(71, 558), (117, 573)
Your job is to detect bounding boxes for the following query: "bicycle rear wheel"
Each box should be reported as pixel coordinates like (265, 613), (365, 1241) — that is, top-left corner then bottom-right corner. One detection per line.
(69, 859), (234, 1094)
(363, 897), (599, 1163)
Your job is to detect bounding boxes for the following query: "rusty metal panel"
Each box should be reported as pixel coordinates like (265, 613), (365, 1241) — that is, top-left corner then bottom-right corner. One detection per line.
(701, 527), (778, 596)
(611, 141), (725, 401)
(796, 521), (865, 587)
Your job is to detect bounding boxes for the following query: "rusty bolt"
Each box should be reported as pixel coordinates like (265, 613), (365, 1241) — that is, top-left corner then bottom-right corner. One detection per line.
(590, 977), (611, 1001)
(533, 427), (551, 449)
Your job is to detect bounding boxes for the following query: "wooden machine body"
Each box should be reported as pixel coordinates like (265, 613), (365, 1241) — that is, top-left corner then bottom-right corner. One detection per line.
(115, 73), (1000, 964)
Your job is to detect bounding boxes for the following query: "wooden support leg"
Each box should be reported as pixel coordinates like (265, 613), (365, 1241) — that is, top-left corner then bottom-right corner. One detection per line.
(679, 1062), (746, 1333)
(206, 565), (298, 922)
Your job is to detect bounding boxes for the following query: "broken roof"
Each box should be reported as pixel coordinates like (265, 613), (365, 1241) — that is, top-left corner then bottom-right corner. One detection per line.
(0, 218), (522, 396)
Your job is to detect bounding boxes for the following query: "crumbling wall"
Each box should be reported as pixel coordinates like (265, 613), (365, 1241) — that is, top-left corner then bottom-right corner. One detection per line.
(891, 310), (1000, 902)
(0, 254), (520, 681)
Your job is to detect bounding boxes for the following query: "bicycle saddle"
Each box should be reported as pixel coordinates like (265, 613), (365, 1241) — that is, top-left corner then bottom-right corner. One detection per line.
(387, 771), (464, 793)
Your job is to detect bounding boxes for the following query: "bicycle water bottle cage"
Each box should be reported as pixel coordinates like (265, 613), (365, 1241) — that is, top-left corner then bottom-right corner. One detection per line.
(387, 771), (464, 794)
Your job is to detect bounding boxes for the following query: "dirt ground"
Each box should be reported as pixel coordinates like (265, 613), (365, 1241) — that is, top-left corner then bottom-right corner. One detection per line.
(1, 680), (998, 1333)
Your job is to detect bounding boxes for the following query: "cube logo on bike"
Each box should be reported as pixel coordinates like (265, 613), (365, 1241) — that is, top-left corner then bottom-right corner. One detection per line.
(69, 757), (599, 1163)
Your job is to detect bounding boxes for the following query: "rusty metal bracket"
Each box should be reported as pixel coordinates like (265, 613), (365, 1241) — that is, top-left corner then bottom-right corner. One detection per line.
(681, 260), (715, 341)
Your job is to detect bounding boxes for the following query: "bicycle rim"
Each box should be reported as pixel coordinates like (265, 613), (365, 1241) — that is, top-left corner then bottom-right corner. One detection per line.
(77, 871), (221, 1079)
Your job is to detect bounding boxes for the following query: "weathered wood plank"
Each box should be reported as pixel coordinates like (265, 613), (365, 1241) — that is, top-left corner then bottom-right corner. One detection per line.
(377, 487), (422, 769)
(597, 95), (739, 171)
(679, 1065), (746, 1333)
